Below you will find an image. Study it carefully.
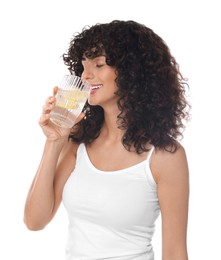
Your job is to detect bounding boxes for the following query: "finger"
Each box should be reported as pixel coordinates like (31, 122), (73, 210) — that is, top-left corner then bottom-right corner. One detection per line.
(45, 96), (56, 105)
(42, 102), (54, 114)
(53, 86), (59, 96)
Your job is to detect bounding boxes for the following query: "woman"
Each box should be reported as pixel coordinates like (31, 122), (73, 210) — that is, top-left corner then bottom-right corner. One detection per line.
(24, 20), (190, 260)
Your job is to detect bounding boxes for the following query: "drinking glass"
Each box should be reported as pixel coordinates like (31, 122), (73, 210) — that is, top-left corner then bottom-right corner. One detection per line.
(50, 75), (91, 128)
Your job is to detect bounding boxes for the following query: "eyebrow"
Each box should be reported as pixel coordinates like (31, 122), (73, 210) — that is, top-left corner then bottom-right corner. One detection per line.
(81, 55), (106, 61)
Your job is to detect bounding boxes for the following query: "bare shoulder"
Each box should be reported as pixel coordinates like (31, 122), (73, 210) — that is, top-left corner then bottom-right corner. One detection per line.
(151, 142), (189, 184)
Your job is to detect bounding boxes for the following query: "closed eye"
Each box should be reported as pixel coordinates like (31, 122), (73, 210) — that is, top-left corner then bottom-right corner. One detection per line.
(96, 64), (105, 68)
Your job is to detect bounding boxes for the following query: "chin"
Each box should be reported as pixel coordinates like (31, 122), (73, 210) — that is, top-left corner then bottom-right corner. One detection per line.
(87, 98), (99, 106)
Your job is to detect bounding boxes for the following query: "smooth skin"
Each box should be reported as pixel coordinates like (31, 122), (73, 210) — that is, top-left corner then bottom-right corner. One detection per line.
(24, 56), (189, 260)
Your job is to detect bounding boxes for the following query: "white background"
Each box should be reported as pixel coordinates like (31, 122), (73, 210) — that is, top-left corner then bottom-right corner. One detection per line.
(0, 0), (220, 259)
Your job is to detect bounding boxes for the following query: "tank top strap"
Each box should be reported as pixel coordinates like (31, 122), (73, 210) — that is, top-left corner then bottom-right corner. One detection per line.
(146, 145), (155, 162)
(145, 145), (157, 187)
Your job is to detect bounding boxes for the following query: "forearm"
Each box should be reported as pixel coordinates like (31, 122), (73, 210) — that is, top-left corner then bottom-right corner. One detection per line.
(24, 139), (65, 230)
(162, 230), (188, 259)
(162, 248), (188, 260)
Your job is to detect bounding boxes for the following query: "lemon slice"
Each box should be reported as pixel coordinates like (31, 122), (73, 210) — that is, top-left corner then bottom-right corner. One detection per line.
(57, 101), (79, 109)
(56, 89), (88, 109)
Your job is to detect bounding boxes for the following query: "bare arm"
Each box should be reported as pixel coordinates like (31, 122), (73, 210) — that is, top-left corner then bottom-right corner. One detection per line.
(24, 88), (83, 230)
(152, 144), (189, 260)
(24, 138), (76, 230)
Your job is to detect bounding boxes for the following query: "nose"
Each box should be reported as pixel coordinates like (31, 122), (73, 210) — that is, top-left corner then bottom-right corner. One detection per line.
(81, 67), (94, 82)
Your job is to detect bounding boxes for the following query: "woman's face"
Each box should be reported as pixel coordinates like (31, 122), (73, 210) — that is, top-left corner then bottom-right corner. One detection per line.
(81, 55), (118, 108)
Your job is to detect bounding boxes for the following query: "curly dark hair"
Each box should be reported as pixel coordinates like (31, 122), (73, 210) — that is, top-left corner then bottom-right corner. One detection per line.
(63, 20), (190, 154)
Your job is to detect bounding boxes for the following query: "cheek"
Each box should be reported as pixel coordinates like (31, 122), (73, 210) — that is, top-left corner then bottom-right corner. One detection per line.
(105, 73), (117, 89)
(106, 82), (118, 94)
(103, 67), (117, 81)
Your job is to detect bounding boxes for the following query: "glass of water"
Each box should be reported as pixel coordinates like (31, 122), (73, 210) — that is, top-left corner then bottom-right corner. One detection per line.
(50, 75), (91, 128)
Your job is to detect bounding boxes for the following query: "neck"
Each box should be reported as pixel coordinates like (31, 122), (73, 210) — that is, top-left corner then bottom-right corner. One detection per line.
(101, 106), (125, 142)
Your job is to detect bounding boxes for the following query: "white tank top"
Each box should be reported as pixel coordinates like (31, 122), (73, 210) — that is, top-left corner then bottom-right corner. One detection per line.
(62, 143), (160, 260)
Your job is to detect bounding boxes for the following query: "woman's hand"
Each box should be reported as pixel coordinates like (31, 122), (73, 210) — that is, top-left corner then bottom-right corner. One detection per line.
(39, 87), (85, 141)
